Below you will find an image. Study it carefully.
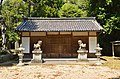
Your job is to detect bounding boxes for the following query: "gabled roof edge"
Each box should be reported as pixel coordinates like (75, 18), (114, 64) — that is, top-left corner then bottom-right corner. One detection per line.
(25, 17), (96, 20)
(94, 20), (104, 31)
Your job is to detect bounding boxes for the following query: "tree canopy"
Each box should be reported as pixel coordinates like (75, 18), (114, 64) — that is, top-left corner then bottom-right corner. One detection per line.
(89, 0), (120, 34)
(31, 0), (64, 17)
(58, 3), (84, 17)
(88, 0), (120, 55)
(1, 0), (27, 47)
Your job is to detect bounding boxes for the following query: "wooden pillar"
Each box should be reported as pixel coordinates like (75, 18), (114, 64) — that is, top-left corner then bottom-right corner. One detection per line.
(111, 42), (115, 58)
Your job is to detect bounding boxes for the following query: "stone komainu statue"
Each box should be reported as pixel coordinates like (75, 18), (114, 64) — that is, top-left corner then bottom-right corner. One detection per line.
(34, 41), (42, 50)
(78, 40), (86, 50)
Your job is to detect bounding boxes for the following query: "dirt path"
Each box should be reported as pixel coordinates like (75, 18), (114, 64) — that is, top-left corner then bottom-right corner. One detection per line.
(0, 65), (120, 79)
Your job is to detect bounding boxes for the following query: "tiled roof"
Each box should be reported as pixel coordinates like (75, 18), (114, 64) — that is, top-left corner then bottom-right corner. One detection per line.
(16, 17), (104, 32)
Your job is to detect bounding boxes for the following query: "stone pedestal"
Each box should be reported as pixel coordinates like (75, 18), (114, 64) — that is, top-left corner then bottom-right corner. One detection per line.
(31, 50), (43, 63)
(95, 53), (102, 65)
(77, 50), (88, 61)
(95, 44), (102, 65)
(17, 53), (24, 66)
(16, 44), (25, 66)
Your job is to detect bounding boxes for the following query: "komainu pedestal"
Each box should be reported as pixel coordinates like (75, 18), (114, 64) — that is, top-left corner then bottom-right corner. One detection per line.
(31, 50), (43, 63)
(31, 41), (43, 63)
(77, 50), (88, 61)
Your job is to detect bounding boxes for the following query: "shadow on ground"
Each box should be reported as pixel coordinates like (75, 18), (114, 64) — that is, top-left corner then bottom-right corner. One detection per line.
(109, 76), (120, 79)
(100, 58), (107, 61)
(0, 61), (17, 66)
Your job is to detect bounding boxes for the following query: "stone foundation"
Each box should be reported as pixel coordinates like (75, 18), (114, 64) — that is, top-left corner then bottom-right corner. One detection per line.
(31, 50), (43, 63)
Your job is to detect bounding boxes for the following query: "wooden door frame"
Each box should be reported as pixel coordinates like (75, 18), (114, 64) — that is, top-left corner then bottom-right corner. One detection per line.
(45, 35), (72, 58)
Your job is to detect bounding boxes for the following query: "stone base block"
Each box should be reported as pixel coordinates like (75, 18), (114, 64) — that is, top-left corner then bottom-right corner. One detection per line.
(78, 53), (87, 61)
(95, 61), (102, 65)
(31, 59), (43, 63)
(17, 63), (24, 66)
(77, 59), (88, 61)
(31, 50), (43, 63)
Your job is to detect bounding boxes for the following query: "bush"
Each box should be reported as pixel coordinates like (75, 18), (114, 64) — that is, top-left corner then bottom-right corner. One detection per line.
(0, 50), (10, 55)
(0, 50), (18, 63)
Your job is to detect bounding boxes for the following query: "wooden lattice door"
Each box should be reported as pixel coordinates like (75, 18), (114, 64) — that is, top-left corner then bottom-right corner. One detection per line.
(45, 36), (72, 58)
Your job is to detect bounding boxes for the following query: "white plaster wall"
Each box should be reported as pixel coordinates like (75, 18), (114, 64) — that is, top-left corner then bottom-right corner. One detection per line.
(89, 37), (97, 53)
(22, 37), (30, 53)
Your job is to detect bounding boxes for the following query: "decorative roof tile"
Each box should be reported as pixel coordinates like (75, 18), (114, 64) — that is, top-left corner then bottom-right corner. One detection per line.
(16, 17), (104, 32)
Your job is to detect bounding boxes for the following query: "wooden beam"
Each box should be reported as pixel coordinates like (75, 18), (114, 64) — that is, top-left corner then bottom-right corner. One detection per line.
(113, 44), (120, 45)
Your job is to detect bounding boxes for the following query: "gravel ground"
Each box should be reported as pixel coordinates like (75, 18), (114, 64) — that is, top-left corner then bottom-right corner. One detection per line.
(0, 65), (120, 79)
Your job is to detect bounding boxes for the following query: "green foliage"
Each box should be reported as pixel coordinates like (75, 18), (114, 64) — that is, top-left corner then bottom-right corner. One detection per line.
(7, 31), (20, 43)
(31, 0), (89, 17)
(0, 49), (18, 63)
(106, 0), (112, 5)
(89, 0), (120, 34)
(104, 16), (120, 34)
(58, 0), (89, 17)
(64, 0), (89, 9)
(2, 0), (27, 29)
(31, 0), (64, 17)
(1, 0), (27, 46)
(58, 3), (84, 17)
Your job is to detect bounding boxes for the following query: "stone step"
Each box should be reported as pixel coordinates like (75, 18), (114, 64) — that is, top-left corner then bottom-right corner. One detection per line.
(23, 58), (97, 61)
(43, 58), (77, 61)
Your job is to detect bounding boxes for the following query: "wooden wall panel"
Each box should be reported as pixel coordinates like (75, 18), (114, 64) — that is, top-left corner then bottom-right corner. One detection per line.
(22, 32), (29, 36)
(31, 32), (46, 36)
(30, 35), (89, 58)
(73, 32), (88, 36)
(60, 32), (71, 35)
(89, 32), (96, 36)
(47, 32), (59, 35)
